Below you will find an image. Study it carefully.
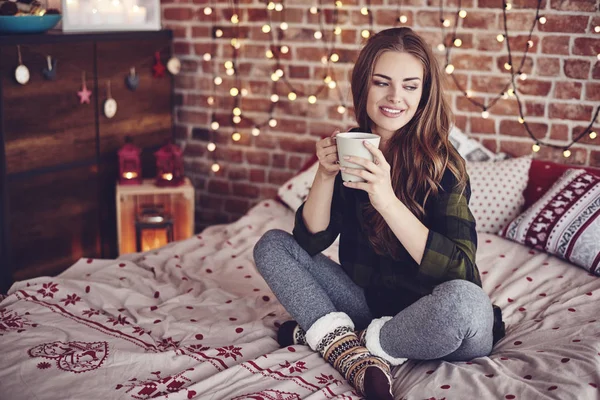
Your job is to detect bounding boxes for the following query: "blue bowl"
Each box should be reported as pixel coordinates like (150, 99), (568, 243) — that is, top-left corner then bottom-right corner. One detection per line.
(0, 14), (62, 34)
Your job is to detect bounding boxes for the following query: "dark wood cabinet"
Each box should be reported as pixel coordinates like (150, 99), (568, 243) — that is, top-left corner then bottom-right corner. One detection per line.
(0, 30), (174, 293)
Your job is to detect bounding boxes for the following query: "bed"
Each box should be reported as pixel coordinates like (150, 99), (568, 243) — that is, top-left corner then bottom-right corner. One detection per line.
(1, 148), (600, 399)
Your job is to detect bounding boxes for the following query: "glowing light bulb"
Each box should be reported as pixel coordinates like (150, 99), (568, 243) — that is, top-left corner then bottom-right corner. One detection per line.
(532, 143), (540, 152)
(590, 131), (597, 140)
(271, 94), (279, 102)
(271, 73), (280, 81)
(502, 92), (508, 99)
(482, 110), (490, 119)
(267, 2), (275, 10)
(309, 6), (318, 14)
(280, 22), (288, 30)
(280, 45), (289, 54)
(328, 81), (337, 89)
(466, 90), (473, 98)
(252, 127), (261, 136)
(563, 149), (571, 158)
(335, 0), (342, 7)
(224, 61), (233, 69)
(262, 24), (271, 33)
(518, 117), (524, 124)
(226, 69), (235, 76)
(497, 34), (505, 42)
(232, 132), (241, 141)
(337, 105), (346, 114)
(232, 115), (241, 124)
(207, 142), (216, 152)
(330, 53), (339, 62)
(528, 40), (534, 48)
(454, 38), (462, 47)
(324, 76), (332, 83)
(211, 163), (220, 172)
(288, 92), (297, 101)
(321, 56), (328, 64)
(275, 3), (283, 11)
(314, 31), (323, 39)
(266, 50), (274, 59)
(519, 73), (527, 80)
(443, 19), (450, 27)
(214, 77), (223, 85)
(231, 14), (239, 24)
(595, 26), (600, 33)
(308, 95), (317, 104)
(505, 2), (512, 10)
(508, 88), (515, 96)
(539, 16), (546, 24)
(231, 38), (240, 49)
(268, 118), (277, 127)
(275, 69), (284, 77)
(203, 53), (212, 61)
(241, 88), (248, 96)
(445, 64), (455, 74)
(361, 7), (368, 15)
(204, 7), (212, 15)
(233, 107), (241, 116)
(437, 43), (446, 51)
(211, 121), (220, 130)
(399, 15), (408, 23)
(459, 10), (467, 18)
(361, 29), (370, 38)
(504, 62), (512, 70)
(207, 96), (214, 105)
(334, 26), (342, 35)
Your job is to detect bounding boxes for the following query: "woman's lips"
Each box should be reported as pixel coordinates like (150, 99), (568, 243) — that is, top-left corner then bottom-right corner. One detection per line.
(379, 106), (406, 118)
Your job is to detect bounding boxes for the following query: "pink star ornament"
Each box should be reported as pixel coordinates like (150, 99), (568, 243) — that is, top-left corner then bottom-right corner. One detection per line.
(78, 83), (92, 104)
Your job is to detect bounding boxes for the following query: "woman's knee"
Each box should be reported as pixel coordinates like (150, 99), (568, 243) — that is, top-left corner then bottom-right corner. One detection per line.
(253, 229), (293, 267)
(434, 280), (492, 321)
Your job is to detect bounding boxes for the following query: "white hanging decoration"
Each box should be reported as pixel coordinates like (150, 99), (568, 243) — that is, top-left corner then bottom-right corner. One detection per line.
(103, 80), (117, 119)
(14, 45), (30, 85)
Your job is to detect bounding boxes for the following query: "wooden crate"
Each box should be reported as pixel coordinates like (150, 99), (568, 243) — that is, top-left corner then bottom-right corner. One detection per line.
(116, 178), (194, 255)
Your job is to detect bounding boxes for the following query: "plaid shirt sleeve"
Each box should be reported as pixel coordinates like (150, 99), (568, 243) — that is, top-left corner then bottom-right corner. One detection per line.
(292, 175), (343, 256)
(419, 171), (481, 287)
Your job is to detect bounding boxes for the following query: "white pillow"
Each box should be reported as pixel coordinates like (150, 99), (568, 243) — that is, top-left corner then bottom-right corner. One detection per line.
(277, 161), (319, 212)
(466, 156), (532, 234)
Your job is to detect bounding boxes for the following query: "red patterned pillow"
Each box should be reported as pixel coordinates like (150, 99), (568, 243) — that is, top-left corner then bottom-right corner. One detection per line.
(466, 156), (532, 234)
(502, 169), (600, 275)
(523, 159), (600, 210)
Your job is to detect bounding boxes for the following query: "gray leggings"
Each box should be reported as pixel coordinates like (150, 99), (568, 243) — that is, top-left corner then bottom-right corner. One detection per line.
(253, 229), (494, 361)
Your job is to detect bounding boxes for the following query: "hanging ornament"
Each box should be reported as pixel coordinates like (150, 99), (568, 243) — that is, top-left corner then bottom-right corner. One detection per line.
(14, 45), (30, 85)
(152, 51), (166, 78)
(77, 71), (92, 104)
(125, 67), (139, 91)
(103, 80), (117, 119)
(42, 55), (58, 81)
(167, 56), (181, 75)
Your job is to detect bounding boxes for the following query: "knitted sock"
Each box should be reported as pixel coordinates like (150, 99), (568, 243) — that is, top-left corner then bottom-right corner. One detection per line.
(277, 320), (307, 347)
(306, 312), (394, 399)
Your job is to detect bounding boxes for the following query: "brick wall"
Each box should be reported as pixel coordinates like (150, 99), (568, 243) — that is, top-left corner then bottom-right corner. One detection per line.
(161, 0), (600, 231)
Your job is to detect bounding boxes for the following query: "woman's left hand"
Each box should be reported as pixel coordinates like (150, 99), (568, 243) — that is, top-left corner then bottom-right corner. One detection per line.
(341, 141), (397, 213)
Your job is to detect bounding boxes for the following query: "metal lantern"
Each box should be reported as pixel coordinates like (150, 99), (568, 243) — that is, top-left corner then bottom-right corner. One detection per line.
(117, 136), (142, 185)
(135, 206), (173, 252)
(154, 142), (184, 187)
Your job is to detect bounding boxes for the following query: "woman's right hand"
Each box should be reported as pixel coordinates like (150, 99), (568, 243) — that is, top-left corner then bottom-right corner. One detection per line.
(316, 131), (340, 178)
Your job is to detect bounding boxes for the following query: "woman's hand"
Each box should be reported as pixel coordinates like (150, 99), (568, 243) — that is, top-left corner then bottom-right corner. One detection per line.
(340, 141), (397, 212)
(315, 131), (340, 178)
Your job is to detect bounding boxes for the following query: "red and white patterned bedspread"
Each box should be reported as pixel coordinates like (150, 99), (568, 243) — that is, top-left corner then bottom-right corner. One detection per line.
(1, 199), (599, 400)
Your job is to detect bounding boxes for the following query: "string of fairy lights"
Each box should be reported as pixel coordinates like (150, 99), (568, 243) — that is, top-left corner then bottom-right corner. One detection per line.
(199, 0), (600, 171)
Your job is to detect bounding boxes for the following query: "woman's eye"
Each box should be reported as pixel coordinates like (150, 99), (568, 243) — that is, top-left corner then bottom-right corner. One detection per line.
(373, 81), (388, 87)
(405, 86), (418, 91)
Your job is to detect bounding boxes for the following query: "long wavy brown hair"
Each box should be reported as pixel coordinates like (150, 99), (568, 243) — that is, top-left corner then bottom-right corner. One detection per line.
(351, 27), (468, 260)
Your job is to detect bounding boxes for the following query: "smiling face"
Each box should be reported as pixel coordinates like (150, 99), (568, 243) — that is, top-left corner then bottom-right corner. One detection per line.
(365, 51), (424, 143)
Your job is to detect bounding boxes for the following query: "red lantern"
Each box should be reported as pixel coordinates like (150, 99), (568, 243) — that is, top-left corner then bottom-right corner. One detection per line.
(154, 142), (184, 187)
(118, 137), (142, 185)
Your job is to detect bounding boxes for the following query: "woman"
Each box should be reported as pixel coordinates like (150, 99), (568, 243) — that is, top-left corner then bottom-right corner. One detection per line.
(254, 27), (502, 399)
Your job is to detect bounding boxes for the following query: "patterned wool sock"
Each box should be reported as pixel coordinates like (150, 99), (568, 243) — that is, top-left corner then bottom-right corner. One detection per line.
(306, 312), (394, 399)
(277, 320), (307, 347)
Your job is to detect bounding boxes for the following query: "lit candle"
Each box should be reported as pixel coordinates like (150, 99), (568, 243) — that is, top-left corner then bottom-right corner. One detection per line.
(162, 173), (173, 181)
(129, 5), (147, 24)
(123, 172), (138, 179)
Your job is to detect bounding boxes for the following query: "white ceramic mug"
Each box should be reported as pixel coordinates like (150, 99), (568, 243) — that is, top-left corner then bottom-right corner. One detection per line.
(336, 132), (381, 182)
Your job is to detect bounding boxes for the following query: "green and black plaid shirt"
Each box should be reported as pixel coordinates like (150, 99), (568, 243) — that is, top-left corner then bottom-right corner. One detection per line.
(293, 168), (481, 318)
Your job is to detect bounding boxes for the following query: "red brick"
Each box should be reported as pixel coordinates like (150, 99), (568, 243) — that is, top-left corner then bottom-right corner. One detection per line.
(288, 155), (304, 171)
(470, 117), (496, 134)
(476, 34), (505, 52)
(279, 137), (316, 153)
(536, 57), (560, 77)
(232, 182), (260, 198)
(550, 0), (597, 12)
(496, 55), (534, 75)
(554, 82), (582, 100)
(374, 10), (414, 26)
(461, 11), (496, 29)
(296, 47), (328, 62)
(200, 194), (225, 211)
(471, 76), (510, 94)
(573, 125), (600, 145)
(289, 66), (310, 79)
(516, 79), (552, 96)
(481, 138), (498, 154)
(536, 146), (588, 165)
(585, 83), (600, 101)
(227, 167), (248, 181)
(538, 15), (588, 33)
(260, 186), (280, 200)
(502, 12), (538, 31)
(591, 151), (600, 167)
(268, 170), (296, 185)
(564, 59), (591, 79)
(178, 109), (209, 125)
(507, 35), (539, 53)
(499, 140), (536, 158)
(254, 134), (278, 149)
(541, 36), (570, 55)
(416, 10), (451, 28)
(549, 103), (593, 121)
(456, 96), (485, 113)
(249, 169), (265, 183)
(163, 7), (194, 20)
(499, 120), (548, 139)
(272, 153), (286, 168)
(506, 0), (547, 8)
(455, 114), (467, 132)
(451, 54), (494, 71)
(215, 148), (243, 163)
(489, 98), (520, 116)
(573, 38), (600, 57)
(594, 61), (600, 79)
(208, 179), (231, 195)
(445, 73), (468, 93)
(550, 124), (570, 140)
(246, 150), (270, 166)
